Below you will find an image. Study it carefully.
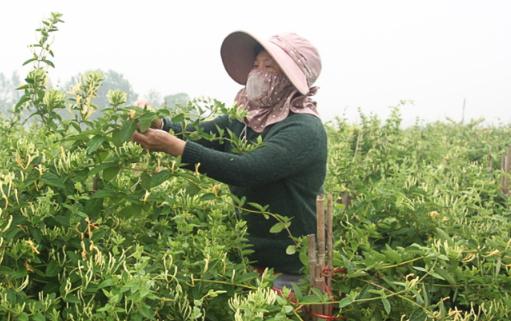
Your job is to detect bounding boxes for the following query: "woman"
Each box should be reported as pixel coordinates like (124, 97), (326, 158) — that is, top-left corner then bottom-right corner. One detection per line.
(132, 31), (327, 289)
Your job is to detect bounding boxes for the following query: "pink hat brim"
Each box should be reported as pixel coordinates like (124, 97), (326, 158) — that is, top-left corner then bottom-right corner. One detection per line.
(220, 31), (309, 95)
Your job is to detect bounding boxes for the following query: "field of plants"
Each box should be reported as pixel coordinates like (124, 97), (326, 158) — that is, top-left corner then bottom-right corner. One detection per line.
(1, 13), (510, 321)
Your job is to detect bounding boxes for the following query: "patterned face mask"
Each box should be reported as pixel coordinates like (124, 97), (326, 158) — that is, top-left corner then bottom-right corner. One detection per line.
(245, 69), (292, 107)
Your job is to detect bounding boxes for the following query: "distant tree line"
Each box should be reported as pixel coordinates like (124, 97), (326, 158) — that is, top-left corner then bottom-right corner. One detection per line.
(0, 72), (22, 114)
(0, 69), (190, 117)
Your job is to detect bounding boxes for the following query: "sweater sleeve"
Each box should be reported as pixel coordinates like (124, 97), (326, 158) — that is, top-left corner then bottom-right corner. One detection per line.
(181, 118), (325, 187)
(162, 115), (230, 151)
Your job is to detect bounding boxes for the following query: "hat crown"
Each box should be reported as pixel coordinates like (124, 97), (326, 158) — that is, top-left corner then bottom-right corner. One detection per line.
(269, 33), (322, 87)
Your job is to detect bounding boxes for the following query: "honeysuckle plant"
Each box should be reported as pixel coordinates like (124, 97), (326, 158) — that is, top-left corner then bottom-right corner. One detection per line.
(0, 12), (305, 321)
(2, 12), (511, 321)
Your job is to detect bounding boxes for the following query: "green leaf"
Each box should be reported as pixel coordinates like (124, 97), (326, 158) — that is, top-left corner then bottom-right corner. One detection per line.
(291, 283), (303, 300)
(235, 272), (259, 283)
(42, 59), (55, 68)
(33, 313), (45, 321)
(140, 172), (151, 190)
(89, 162), (116, 177)
(51, 215), (69, 227)
(410, 310), (428, 321)
(339, 296), (353, 308)
(87, 135), (105, 154)
(285, 245), (296, 255)
(84, 198), (103, 218)
(299, 294), (322, 304)
(22, 57), (38, 66)
(98, 279), (114, 289)
(429, 272), (445, 281)
(269, 222), (287, 234)
(103, 166), (120, 182)
(171, 113), (185, 123)
(15, 95), (30, 109)
(150, 170), (171, 188)
(436, 269), (456, 284)
(63, 294), (80, 303)
(299, 240), (309, 266)
(137, 114), (155, 133)
(283, 305), (293, 314)
(201, 193), (216, 201)
(92, 189), (116, 199)
(412, 266), (427, 273)
(45, 261), (59, 277)
(382, 297), (391, 314)
(435, 228), (451, 241)
(18, 313), (29, 321)
(112, 120), (137, 146)
(31, 229), (43, 243)
(185, 182), (200, 195)
(120, 204), (143, 218)
(138, 305), (153, 318)
(247, 201), (268, 212)
(41, 172), (66, 189)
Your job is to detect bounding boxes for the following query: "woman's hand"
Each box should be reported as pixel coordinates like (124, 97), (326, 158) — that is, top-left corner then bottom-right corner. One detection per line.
(132, 129), (186, 156)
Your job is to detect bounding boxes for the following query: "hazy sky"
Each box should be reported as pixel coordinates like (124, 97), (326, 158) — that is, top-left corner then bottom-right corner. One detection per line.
(1, 1), (510, 125)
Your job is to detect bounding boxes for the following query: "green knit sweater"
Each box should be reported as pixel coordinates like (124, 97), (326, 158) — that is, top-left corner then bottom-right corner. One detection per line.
(163, 113), (327, 274)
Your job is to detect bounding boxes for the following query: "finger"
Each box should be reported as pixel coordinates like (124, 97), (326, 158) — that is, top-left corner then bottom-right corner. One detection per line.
(144, 128), (158, 137)
(132, 132), (156, 152)
(132, 131), (148, 144)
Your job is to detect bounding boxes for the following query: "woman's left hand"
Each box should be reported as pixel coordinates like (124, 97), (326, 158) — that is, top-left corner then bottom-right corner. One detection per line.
(132, 129), (186, 156)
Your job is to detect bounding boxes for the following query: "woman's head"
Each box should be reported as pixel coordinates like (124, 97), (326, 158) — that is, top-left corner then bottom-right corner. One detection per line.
(221, 31), (321, 95)
(223, 31), (321, 133)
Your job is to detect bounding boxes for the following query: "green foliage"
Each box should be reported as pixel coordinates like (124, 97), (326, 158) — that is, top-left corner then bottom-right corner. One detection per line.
(324, 106), (511, 320)
(0, 13), (299, 321)
(2, 12), (511, 321)
(15, 12), (64, 128)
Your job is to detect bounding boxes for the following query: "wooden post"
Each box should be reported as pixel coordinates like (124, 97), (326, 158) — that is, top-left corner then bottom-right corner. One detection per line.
(316, 195), (325, 316)
(508, 146), (511, 194)
(307, 234), (318, 320)
(307, 234), (317, 289)
(307, 194), (337, 320)
(501, 146), (511, 196)
(326, 194), (333, 289)
(326, 193), (334, 316)
(316, 196), (325, 272)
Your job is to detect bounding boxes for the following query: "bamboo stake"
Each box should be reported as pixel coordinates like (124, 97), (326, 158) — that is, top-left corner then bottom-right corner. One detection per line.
(307, 234), (317, 287)
(315, 261), (324, 316)
(507, 146), (511, 195)
(502, 146), (511, 196)
(316, 195), (326, 317)
(326, 193), (334, 316)
(307, 234), (318, 320)
(308, 195), (337, 319)
(326, 194), (333, 287)
(316, 195), (325, 269)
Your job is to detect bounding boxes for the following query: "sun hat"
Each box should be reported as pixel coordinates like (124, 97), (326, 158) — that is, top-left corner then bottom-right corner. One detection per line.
(220, 31), (321, 95)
